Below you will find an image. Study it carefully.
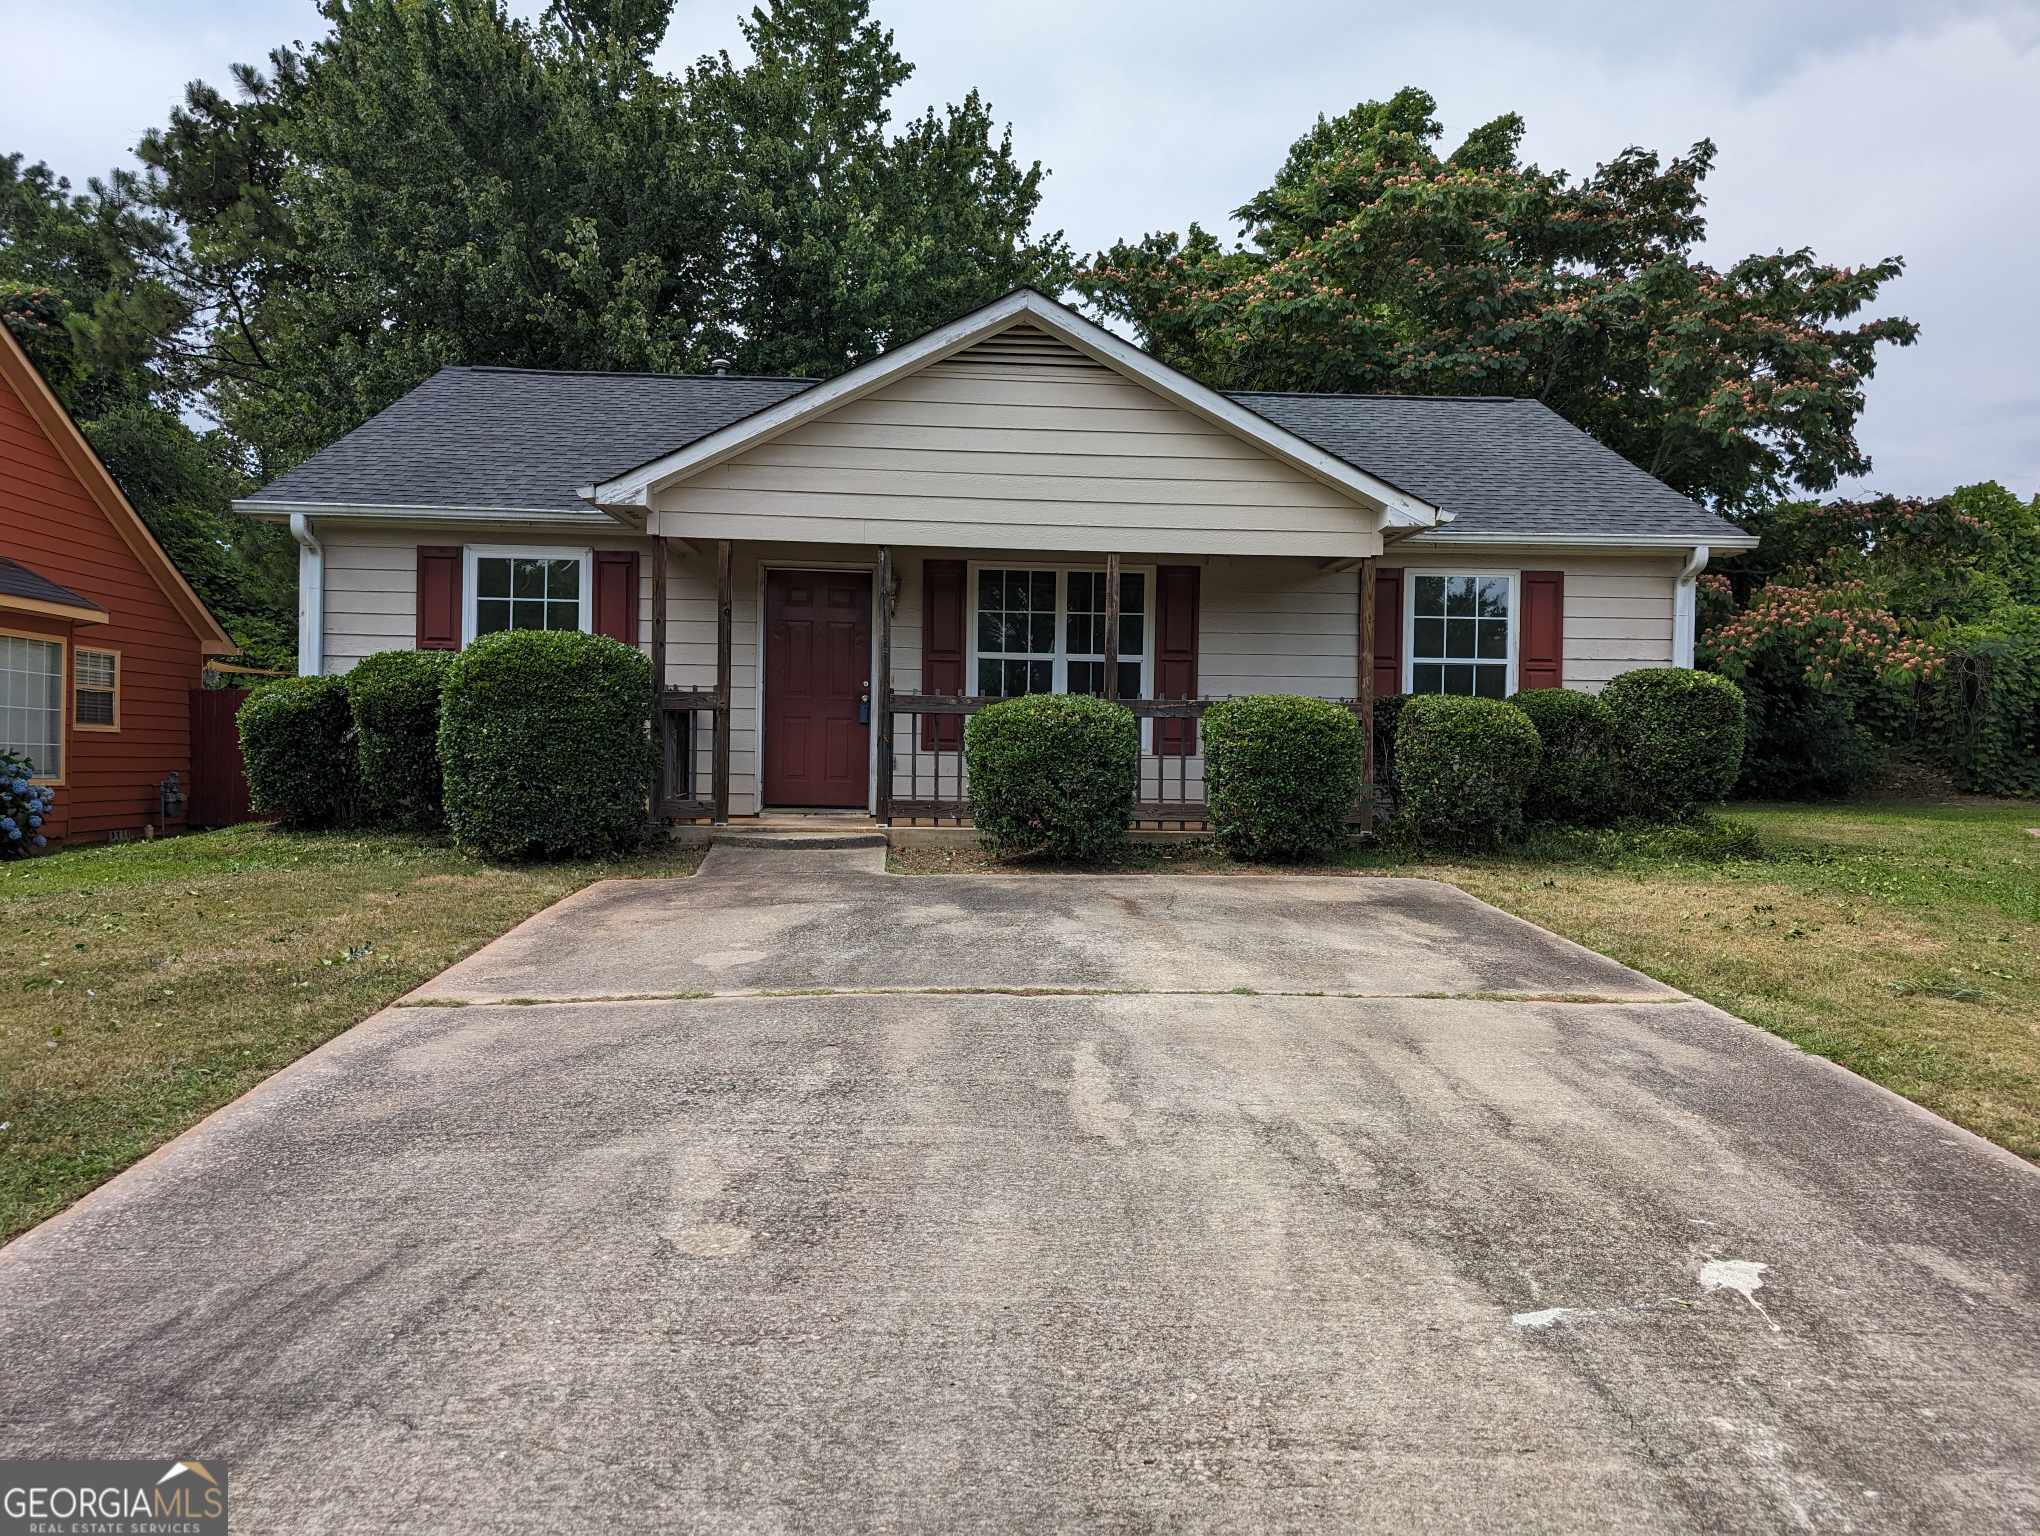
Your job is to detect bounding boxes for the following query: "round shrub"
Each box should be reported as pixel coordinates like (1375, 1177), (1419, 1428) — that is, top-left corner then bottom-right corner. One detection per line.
(0, 750), (55, 856)
(1601, 667), (1748, 819)
(438, 629), (656, 860)
(1393, 694), (1540, 851)
(1508, 688), (1618, 825)
(1202, 694), (1365, 861)
(965, 692), (1138, 861)
(348, 650), (456, 829)
(238, 675), (357, 828)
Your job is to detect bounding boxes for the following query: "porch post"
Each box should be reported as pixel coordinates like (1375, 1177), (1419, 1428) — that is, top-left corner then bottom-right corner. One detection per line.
(713, 539), (732, 824)
(1102, 551), (1121, 701)
(875, 545), (894, 825)
(1359, 555), (1377, 816)
(650, 533), (669, 811)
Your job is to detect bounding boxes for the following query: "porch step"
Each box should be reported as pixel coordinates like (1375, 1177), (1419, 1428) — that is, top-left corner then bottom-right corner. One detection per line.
(710, 828), (889, 850)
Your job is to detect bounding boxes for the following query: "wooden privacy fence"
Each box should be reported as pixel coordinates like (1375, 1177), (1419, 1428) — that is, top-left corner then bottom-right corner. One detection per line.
(187, 688), (259, 827)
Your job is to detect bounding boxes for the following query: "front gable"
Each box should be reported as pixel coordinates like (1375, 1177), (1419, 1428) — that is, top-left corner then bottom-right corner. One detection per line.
(587, 291), (1440, 559)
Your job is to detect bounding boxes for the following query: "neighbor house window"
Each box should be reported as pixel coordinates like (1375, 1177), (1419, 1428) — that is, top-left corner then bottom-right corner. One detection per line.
(464, 548), (592, 642)
(971, 565), (1151, 699)
(74, 648), (118, 730)
(1408, 573), (1513, 698)
(0, 632), (65, 779)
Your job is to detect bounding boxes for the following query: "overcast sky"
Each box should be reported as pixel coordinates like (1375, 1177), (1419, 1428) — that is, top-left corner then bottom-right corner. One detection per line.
(4, 0), (2036, 500)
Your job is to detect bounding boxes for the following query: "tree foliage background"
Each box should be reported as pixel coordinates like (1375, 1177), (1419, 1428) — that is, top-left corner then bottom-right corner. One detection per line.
(0, 0), (1070, 665)
(1077, 87), (1916, 516)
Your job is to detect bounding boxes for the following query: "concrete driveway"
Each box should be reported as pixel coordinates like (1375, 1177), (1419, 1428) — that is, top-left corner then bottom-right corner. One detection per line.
(4, 844), (2037, 1533)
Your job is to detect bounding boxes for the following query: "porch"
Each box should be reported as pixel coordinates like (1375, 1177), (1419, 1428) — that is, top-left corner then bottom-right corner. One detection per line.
(650, 540), (1386, 828)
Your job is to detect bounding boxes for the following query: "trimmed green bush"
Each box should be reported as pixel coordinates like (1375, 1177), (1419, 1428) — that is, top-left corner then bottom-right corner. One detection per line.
(1202, 694), (1365, 861)
(238, 675), (357, 828)
(1602, 667), (1748, 819)
(1393, 694), (1540, 850)
(1509, 687), (1618, 825)
(438, 630), (656, 860)
(348, 650), (456, 829)
(965, 692), (1138, 861)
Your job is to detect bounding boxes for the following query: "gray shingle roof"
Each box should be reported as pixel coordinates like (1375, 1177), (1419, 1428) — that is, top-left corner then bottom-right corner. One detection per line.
(0, 555), (103, 613)
(243, 363), (1744, 545)
(1230, 392), (1746, 542)
(244, 366), (815, 519)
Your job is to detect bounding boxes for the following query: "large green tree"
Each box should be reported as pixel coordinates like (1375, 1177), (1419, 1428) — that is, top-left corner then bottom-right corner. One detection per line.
(1, 155), (295, 667)
(689, 0), (1070, 377)
(1077, 88), (1918, 514)
(139, 0), (1067, 473)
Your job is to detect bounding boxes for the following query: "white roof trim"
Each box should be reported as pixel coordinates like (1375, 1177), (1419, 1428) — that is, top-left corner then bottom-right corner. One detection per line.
(583, 289), (1441, 529)
(1400, 529), (1759, 551)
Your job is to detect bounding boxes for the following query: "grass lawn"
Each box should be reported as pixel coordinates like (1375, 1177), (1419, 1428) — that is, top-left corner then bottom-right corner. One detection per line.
(0, 825), (701, 1243)
(894, 798), (2040, 1162)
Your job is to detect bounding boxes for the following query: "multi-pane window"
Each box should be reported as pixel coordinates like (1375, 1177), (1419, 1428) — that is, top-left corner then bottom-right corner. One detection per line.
(975, 568), (1057, 697)
(473, 555), (585, 637)
(75, 649), (118, 729)
(1065, 571), (1146, 699)
(971, 566), (1151, 700)
(1, 634), (64, 778)
(1410, 574), (1512, 698)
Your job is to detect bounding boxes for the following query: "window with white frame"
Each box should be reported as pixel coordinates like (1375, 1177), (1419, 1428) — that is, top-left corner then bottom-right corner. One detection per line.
(972, 566), (1151, 699)
(1408, 573), (1513, 698)
(75, 648), (118, 729)
(465, 548), (591, 642)
(1, 633), (65, 778)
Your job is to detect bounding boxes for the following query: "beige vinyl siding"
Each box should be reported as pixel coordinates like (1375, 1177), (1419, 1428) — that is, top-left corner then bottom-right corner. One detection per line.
(317, 524), (654, 675)
(1381, 547), (1680, 692)
(656, 325), (1386, 559)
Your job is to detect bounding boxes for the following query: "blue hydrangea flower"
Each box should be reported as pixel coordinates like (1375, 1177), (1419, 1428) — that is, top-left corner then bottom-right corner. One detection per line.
(0, 817), (14, 832)
(28, 815), (41, 828)
(6, 828), (19, 841)
(8, 778), (24, 794)
(31, 835), (44, 847)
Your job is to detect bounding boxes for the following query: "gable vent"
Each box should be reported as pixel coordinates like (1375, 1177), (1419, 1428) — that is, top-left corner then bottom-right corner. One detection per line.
(936, 322), (1108, 376)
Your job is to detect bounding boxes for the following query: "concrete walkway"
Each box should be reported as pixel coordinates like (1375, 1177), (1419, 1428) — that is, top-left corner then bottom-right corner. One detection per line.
(3, 847), (2037, 1533)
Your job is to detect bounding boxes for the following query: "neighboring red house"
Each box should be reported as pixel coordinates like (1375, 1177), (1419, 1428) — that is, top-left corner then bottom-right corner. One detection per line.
(0, 325), (237, 847)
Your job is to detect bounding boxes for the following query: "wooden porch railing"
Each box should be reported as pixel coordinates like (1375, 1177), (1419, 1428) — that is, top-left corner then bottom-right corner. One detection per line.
(880, 693), (1216, 825)
(879, 693), (1377, 828)
(656, 687), (723, 821)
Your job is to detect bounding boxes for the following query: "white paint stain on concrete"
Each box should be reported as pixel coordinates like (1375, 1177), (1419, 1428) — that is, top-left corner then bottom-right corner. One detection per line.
(1701, 1258), (1781, 1332)
(1511, 1307), (1573, 1329)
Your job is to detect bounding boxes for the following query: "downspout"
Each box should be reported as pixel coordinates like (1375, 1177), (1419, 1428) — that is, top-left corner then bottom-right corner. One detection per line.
(1672, 545), (1709, 669)
(291, 513), (324, 676)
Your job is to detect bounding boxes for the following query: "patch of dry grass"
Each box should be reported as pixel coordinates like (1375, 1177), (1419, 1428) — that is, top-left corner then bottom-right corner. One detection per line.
(893, 800), (2040, 1160)
(0, 825), (700, 1242)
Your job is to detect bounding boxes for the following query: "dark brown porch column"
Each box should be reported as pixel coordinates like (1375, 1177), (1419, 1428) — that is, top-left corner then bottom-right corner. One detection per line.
(1359, 556), (1377, 815)
(875, 545), (894, 825)
(713, 539), (732, 824)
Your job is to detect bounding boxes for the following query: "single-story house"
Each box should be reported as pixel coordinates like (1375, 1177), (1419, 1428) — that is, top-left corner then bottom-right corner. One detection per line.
(1, 325), (238, 846)
(235, 289), (1755, 823)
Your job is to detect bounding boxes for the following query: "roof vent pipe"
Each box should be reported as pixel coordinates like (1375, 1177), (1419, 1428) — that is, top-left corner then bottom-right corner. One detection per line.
(709, 358), (731, 377)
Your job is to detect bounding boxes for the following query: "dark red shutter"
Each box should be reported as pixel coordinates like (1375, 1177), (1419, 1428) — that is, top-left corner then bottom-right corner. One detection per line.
(416, 546), (462, 650)
(1519, 570), (1564, 691)
(1154, 564), (1200, 756)
(921, 558), (966, 749)
(593, 550), (640, 645)
(1372, 567), (1403, 698)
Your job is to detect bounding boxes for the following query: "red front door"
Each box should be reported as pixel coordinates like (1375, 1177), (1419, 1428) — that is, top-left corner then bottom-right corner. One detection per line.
(763, 568), (872, 808)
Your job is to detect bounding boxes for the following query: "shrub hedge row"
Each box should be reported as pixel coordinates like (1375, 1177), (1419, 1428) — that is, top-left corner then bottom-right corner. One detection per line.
(237, 630), (656, 859)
